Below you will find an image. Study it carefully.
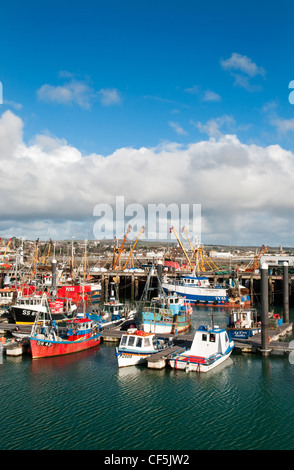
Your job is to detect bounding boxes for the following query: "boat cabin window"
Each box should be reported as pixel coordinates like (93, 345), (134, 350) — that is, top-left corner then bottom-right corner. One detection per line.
(121, 335), (128, 346)
(210, 334), (215, 342)
(128, 336), (135, 347)
(144, 337), (151, 347)
(202, 334), (207, 342)
(136, 337), (142, 348)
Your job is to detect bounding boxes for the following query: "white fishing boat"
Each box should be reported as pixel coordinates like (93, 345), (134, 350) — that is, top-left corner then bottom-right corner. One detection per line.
(169, 325), (234, 372)
(162, 274), (250, 307)
(115, 329), (172, 367)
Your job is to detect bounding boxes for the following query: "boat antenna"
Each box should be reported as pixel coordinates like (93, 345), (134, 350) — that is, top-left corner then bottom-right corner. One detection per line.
(211, 310), (214, 329)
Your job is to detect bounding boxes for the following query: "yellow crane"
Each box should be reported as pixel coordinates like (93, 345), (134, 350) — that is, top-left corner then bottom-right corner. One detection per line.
(170, 226), (193, 271)
(41, 239), (52, 264)
(182, 226), (219, 272)
(122, 226), (145, 270)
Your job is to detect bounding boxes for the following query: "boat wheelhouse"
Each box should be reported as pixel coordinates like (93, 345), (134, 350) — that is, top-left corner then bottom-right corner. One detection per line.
(0, 288), (20, 306)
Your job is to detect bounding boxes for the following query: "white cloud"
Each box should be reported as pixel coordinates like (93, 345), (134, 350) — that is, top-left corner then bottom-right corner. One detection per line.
(201, 90), (222, 102)
(270, 117), (294, 134)
(37, 76), (122, 109)
(97, 88), (122, 106)
(1, 110), (294, 245)
(221, 53), (265, 91)
(192, 115), (235, 137)
(185, 85), (222, 102)
(37, 79), (94, 109)
(220, 52), (265, 77)
(168, 121), (188, 135)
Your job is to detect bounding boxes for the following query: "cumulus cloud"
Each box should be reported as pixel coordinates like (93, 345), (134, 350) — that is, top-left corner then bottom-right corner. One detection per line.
(37, 76), (122, 109)
(37, 79), (95, 109)
(0, 110), (293, 245)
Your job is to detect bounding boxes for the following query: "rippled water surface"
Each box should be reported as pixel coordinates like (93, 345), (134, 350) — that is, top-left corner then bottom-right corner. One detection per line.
(1, 306), (294, 450)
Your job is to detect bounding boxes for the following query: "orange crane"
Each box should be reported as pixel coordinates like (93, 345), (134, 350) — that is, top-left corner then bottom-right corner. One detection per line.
(2, 238), (12, 261)
(112, 225), (132, 270)
(122, 226), (145, 270)
(245, 245), (268, 272)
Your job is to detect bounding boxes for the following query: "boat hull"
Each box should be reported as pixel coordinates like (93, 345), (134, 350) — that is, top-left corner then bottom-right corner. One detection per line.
(162, 283), (250, 307)
(30, 334), (101, 359)
(142, 318), (190, 334)
(227, 328), (261, 340)
(169, 349), (233, 373)
(116, 351), (151, 367)
(10, 306), (66, 325)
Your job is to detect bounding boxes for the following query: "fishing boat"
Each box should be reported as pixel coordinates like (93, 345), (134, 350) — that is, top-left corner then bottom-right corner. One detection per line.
(88, 300), (136, 328)
(115, 329), (172, 367)
(9, 294), (77, 325)
(162, 274), (250, 307)
(169, 325), (234, 372)
(140, 294), (192, 334)
(226, 308), (261, 340)
(29, 311), (101, 359)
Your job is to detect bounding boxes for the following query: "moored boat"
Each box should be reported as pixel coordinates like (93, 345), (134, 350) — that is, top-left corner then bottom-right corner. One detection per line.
(169, 325), (234, 372)
(29, 311), (101, 359)
(140, 294), (192, 334)
(88, 299), (136, 328)
(115, 329), (172, 367)
(162, 274), (250, 307)
(9, 294), (77, 325)
(226, 308), (261, 340)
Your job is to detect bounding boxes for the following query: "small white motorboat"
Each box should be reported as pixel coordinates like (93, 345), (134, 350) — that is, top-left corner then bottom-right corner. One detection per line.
(169, 325), (234, 373)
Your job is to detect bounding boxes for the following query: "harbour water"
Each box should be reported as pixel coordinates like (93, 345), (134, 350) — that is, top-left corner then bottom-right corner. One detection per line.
(0, 306), (294, 451)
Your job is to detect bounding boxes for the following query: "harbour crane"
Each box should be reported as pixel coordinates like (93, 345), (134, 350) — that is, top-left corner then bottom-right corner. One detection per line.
(181, 226), (219, 272)
(2, 238), (12, 261)
(112, 225), (132, 270)
(244, 245), (268, 272)
(122, 226), (145, 270)
(170, 226), (193, 271)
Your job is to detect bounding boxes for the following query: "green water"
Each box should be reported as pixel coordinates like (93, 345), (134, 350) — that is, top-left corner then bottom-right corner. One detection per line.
(0, 306), (294, 451)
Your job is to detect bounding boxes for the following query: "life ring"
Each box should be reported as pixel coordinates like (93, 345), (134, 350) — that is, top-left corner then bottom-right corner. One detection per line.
(268, 336), (271, 343)
(197, 281), (201, 286)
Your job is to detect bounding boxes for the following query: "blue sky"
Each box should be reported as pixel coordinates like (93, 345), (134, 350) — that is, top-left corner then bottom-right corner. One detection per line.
(1, 0), (294, 245)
